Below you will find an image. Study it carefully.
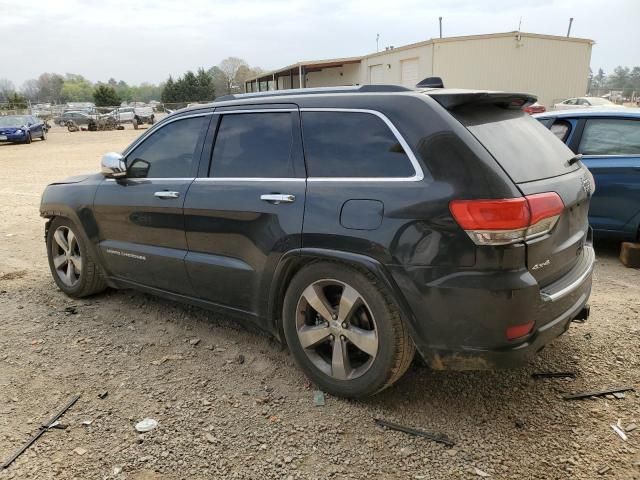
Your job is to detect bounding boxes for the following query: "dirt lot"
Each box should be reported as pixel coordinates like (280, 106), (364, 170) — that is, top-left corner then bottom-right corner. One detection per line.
(0, 127), (639, 479)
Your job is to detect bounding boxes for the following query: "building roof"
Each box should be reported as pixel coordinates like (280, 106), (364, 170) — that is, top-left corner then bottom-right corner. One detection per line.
(245, 31), (595, 83)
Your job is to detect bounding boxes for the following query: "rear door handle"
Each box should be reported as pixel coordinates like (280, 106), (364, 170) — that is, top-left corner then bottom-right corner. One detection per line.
(260, 194), (295, 204)
(154, 191), (180, 199)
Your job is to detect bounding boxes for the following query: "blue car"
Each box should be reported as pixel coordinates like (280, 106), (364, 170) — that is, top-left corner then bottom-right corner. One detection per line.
(0, 115), (47, 144)
(535, 108), (640, 240)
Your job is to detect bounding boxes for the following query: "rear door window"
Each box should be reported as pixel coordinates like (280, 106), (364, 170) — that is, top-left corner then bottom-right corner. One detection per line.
(578, 118), (640, 155)
(301, 111), (416, 178)
(453, 105), (577, 183)
(210, 112), (296, 178)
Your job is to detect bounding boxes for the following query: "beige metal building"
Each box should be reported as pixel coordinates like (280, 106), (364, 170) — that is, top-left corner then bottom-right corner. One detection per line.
(244, 32), (594, 107)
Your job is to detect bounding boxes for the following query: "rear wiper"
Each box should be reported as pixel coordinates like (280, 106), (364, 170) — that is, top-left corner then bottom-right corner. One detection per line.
(568, 154), (583, 166)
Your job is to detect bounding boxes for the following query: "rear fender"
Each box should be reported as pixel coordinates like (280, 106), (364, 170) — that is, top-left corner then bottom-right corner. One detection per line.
(267, 248), (420, 345)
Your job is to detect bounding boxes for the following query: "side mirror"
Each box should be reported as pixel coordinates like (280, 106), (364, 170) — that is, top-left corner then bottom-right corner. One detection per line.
(101, 152), (127, 178)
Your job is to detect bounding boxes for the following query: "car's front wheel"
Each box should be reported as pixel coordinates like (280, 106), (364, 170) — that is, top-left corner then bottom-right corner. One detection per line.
(283, 263), (415, 398)
(46, 217), (107, 298)
(24, 132), (32, 144)
(41, 128), (47, 141)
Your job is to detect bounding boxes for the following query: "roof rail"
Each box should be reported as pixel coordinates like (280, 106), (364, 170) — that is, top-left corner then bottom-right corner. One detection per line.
(214, 84), (411, 102)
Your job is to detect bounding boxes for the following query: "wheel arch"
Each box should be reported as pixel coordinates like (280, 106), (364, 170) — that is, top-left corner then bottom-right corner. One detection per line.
(41, 207), (111, 284)
(267, 248), (419, 344)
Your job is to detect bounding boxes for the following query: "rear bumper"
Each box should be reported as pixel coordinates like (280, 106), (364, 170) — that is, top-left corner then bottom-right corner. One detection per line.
(390, 245), (595, 370)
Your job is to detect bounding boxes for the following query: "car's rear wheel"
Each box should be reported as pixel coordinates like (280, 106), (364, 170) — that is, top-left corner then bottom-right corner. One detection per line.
(132, 117), (139, 129)
(283, 263), (415, 398)
(46, 217), (107, 298)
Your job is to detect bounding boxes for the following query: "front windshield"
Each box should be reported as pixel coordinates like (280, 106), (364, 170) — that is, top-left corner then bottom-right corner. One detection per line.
(0, 116), (29, 127)
(588, 98), (614, 106)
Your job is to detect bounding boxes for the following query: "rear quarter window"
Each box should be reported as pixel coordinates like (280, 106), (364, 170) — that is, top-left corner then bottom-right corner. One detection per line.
(453, 105), (577, 183)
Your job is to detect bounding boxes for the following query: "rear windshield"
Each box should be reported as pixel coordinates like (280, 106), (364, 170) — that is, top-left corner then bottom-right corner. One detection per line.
(453, 105), (578, 183)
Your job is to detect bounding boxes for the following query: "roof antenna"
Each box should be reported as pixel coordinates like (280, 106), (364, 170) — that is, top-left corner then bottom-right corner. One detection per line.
(439, 17), (443, 38)
(376, 33), (380, 52)
(566, 17), (574, 37)
(518, 16), (522, 32)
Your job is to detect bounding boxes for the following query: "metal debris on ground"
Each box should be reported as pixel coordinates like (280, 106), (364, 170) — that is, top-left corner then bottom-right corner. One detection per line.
(313, 390), (325, 407)
(98, 390), (108, 399)
(597, 466), (612, 475)
(64, 306), (78, 315)
(612, 392), (625, 399)
(473, 466), (490, 477)
(531, 372), (576, 379)
(135, 418), (159, 433)
(374, 418), (454, 447)
(0, 394), (81, 470)
(611, 420), (628, 441)
(625, 423), (637, 433)
(562, 386), (635, 400)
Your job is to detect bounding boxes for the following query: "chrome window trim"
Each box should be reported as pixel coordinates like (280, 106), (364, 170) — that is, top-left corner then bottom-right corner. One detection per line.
(300, 108), (425, 182)
(104, 177), (195, 182)
(122, 112), (214, 157)
(194, 177), (305, 182)
(213, 108), (297, 114)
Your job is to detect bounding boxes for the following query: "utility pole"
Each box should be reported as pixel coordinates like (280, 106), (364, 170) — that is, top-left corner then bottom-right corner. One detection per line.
(567, 17), (574, 37)
(376, 33), (380, 52)
(439, 17), (442, 38)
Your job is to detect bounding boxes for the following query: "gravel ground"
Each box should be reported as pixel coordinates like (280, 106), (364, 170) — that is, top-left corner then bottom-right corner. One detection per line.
(0, 127), (639, 479)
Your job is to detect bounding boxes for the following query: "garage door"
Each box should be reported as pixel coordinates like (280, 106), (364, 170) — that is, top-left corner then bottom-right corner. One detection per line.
(401, 58), (419, 88)
(369, 64), (384, 84)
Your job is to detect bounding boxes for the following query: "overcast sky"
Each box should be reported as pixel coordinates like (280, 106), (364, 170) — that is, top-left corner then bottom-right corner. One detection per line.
(1, 0), (638, 87)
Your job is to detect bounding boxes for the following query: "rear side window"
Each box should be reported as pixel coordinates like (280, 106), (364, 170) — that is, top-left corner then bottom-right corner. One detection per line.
(210, 113), (295, 178)
(301, 111), (415, 178)
(453, 105), (576, 183)
(578, 119), (640, 155)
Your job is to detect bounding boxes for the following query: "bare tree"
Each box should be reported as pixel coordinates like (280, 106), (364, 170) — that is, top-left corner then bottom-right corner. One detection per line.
(217, 57), (249, 94)
(0, 78), (15, 102)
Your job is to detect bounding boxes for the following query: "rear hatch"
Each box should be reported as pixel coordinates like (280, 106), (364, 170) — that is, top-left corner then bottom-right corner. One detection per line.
(435, 92), (592, 287)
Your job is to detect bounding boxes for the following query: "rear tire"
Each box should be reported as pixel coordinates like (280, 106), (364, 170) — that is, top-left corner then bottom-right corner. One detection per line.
(46, 217), (107, 298)
(132, 118), (139, 130)
(283, 262), (415, 398)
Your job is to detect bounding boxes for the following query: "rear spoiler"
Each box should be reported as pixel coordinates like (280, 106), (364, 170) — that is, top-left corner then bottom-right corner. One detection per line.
(424, 90), (537, 110)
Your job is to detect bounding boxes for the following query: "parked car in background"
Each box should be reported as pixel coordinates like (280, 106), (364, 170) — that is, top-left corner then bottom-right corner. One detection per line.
(523, 102), (546, 114)
(535, 108), (640, 240)
(54, 111), (95, 126)
(0, 115), (47, 143)
(41, 86), (594, 398)
(553, 97), (622, 110)
(102, 106), (154, 129)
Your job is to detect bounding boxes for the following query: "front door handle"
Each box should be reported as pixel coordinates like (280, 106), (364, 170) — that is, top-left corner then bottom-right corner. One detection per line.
(154, 191), (180, 199)
(260, 194), (295, 204)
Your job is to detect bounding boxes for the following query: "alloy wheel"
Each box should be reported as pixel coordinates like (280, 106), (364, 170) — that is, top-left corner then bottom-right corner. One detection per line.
(295, 279), (379, 380)
(51, 226), (82, 287)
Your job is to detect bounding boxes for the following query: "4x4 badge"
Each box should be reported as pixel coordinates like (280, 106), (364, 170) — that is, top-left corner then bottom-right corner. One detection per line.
(582, 176), (592, 194)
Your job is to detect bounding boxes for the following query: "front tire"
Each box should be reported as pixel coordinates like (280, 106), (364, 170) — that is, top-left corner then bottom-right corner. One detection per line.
(24, 132), (32, 144)
(283, 263), (415, 398)
(41, 129), (47, 141)
(46, 217), (107, 298)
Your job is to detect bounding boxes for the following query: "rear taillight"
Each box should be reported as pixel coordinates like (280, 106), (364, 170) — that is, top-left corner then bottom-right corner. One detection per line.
(449, 192), (564, 246)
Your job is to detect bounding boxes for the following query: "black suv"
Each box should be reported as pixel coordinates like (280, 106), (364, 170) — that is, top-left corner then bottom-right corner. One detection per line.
(41, 86), (594, 398)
